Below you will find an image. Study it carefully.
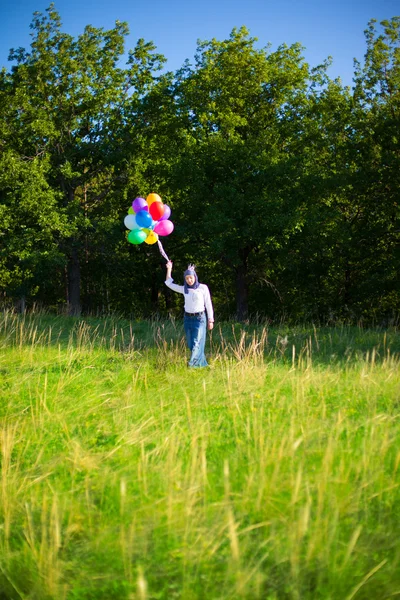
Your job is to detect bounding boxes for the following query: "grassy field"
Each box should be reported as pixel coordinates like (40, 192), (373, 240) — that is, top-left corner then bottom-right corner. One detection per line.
(0, 311), (399, 600)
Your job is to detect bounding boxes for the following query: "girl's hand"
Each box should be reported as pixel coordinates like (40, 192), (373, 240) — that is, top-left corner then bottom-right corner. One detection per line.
(166, 261), (173, 269)
(208, 321), (214, 331)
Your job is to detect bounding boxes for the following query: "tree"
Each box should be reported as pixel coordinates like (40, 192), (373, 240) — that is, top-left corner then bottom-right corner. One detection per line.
(167, 27), (328, 320)
(344, 17), (400, 320)
(0, 65), (67, 310)
(280, 17), (400, 322)
(2, 4), (165, 314)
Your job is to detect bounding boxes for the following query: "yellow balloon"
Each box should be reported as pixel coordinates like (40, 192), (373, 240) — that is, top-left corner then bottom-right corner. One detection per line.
(145, 231), (159, 245)
(146, 193), (162, 206)
(142, 228), (151, 235)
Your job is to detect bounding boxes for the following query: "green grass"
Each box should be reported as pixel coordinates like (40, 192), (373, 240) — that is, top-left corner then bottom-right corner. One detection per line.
(0, 311), (399, 599)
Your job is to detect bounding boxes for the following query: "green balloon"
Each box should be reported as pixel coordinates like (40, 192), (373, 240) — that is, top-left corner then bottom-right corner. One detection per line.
(127, 229), (147, 244)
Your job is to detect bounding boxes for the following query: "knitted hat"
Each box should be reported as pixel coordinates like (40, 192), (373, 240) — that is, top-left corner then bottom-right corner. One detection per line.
(184, 264), (200, 294)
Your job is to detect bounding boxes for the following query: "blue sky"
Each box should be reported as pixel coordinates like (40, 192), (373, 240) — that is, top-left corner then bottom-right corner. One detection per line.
(1, 0), (398, 87)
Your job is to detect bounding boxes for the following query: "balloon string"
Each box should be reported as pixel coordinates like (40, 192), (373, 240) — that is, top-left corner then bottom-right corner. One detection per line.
(157, 240), (170, 262)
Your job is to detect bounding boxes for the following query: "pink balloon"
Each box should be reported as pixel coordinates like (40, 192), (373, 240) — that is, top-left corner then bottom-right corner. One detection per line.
(154, 220), (174, 236)
(159, 204), (171, 221)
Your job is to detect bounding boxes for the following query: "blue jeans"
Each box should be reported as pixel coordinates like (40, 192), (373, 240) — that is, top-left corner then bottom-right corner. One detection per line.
(184, 312), (208, 367)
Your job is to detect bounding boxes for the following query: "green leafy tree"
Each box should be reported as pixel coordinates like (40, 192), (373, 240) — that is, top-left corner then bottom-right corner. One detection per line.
(276, 16), (400, 322)
(2, 4), (165, 314)
(349, 17), (400, 320)
(166, 27), (329, 320)
(0, 66), (67, 310)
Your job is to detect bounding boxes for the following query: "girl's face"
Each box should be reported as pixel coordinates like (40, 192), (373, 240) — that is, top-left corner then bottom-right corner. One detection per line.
(185, 275), (195, 286)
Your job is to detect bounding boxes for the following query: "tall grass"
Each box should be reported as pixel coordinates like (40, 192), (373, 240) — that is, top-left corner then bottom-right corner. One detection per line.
(0, 310), (399, 599)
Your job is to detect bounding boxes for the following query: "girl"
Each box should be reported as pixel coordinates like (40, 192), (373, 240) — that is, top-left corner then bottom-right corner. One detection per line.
(165, 261), (214, 367)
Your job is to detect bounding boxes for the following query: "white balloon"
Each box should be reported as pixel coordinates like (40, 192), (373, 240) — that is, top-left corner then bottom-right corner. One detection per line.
(124, 214), (139, 230)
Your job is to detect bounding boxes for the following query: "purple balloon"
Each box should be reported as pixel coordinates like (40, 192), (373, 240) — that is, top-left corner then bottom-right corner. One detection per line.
(154, 219), (174, 236)
(132, 197), (148, 213)
(135, 210), (153, 228)
(159, 204), (171, 221)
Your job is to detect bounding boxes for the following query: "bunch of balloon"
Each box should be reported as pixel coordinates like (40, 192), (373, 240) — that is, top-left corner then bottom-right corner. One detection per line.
(124, 193), (174, 246)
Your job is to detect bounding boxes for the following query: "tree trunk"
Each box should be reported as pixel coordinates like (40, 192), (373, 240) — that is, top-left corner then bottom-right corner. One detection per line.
(15, 295), (26, 314)
(164, 288), (173, 310)
(67, 244), (81, 316)
(151, 279), (159, 313)
(235, 249), (251, 321)
(342, 264), (352, 318)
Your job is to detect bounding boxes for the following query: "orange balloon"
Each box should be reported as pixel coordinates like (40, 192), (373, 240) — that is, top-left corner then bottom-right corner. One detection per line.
(146, 193), (162, 206)
(144, 231), (159, 245)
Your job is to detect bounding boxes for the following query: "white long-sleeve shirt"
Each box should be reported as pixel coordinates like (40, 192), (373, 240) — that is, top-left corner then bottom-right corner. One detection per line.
(165, 278), (214, 322)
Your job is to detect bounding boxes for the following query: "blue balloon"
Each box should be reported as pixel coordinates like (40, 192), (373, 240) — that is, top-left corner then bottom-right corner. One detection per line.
(135, 210), (152, 228)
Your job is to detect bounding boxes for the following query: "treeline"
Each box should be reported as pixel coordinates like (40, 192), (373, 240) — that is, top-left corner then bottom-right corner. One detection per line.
(0, 6), (399, 322)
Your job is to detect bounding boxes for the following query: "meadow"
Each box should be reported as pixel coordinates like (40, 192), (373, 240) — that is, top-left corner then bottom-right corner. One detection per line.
(0, 311), (399, 600)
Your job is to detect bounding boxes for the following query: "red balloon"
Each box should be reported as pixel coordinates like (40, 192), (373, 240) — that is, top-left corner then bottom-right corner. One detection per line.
(149, 201), (165, 220)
